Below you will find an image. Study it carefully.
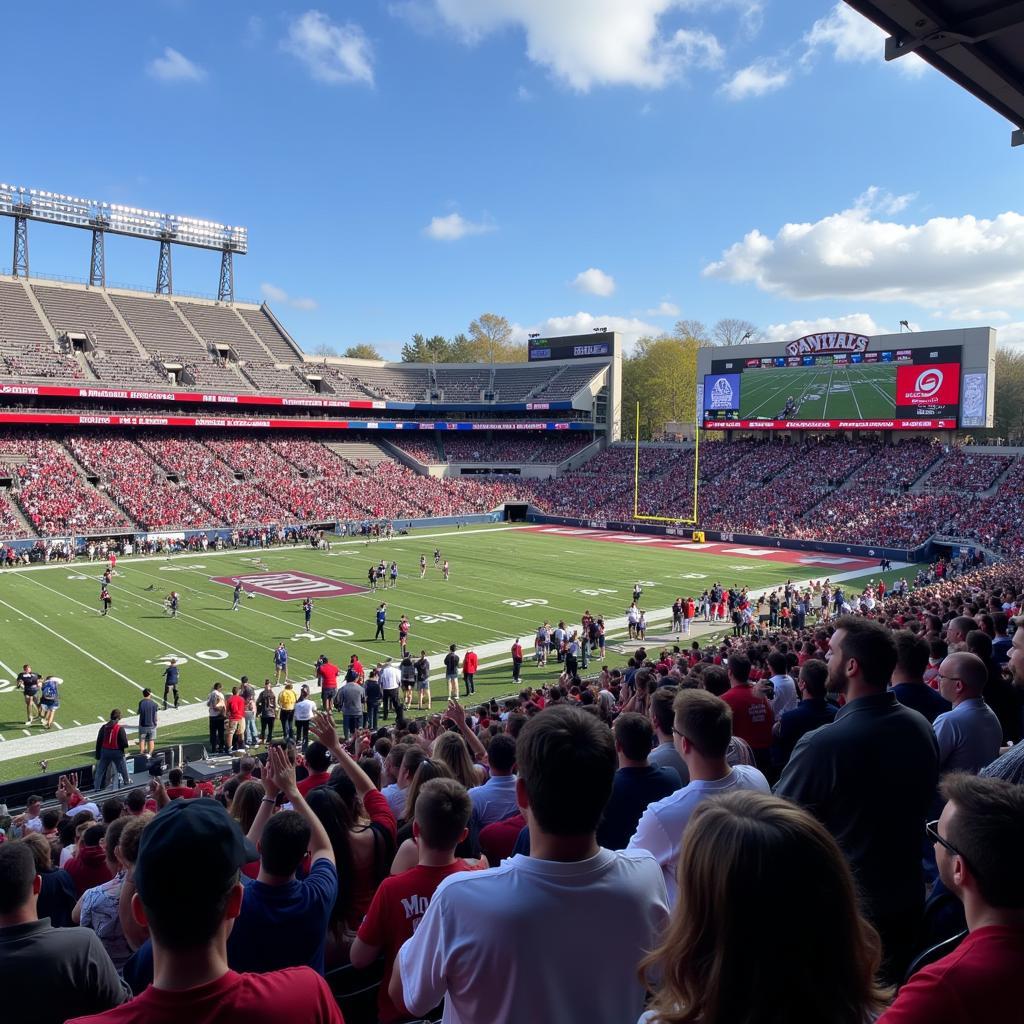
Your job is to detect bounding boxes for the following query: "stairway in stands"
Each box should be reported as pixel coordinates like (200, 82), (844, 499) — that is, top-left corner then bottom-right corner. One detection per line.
(324, 440), (396, 468)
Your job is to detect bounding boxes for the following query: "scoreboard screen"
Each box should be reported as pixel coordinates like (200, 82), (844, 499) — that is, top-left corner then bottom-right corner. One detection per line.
(529, 335), (612, 362)
(702, 344), (962, 430)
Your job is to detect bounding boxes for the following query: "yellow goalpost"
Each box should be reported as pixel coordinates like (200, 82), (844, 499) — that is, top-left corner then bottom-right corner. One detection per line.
(632, 401), (701, 527)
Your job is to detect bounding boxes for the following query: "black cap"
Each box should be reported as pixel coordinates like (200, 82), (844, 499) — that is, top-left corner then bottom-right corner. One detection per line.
(134, 799), (258, 908)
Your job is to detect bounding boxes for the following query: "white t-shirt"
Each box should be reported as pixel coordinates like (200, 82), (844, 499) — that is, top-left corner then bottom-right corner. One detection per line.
(293, 698), (316, 722)
(380, 665), (401, 691)
(769, 674), (799, 718)
(627, 764), (770, 904)
(397, 848), (669, 1024)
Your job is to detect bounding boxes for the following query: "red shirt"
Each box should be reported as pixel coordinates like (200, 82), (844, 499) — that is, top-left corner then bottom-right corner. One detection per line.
(721, 685), (774, 750)
(165, 786), (198, 800)
(67, 967), (342, 1024)
(226, 695), (245, 721)
(297, 769), (331, 796)
(357, 861), (477, 1023)
(879, 926), (1024, 1024)
(318, 662), (339, 690)
(351, 658), (363, 677)
(66, 846), (113, 897)
(511, 643), (523, 660)
(479, 812), (527, 867)
(464, 651), (478, 674)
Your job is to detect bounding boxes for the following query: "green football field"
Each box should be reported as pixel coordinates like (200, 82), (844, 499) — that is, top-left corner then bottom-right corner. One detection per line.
(0, 523), (888, 782)
(739, 363), (897, 420)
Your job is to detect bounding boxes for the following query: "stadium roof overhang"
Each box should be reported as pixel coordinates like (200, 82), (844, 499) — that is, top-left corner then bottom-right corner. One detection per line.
(844, 0), (1024, 146)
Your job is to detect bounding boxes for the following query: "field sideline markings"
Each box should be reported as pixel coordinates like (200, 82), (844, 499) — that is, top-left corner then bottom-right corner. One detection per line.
(0, 523), (530, 576)
(0, 558), (905, 766)
(0, 594), (146, 693)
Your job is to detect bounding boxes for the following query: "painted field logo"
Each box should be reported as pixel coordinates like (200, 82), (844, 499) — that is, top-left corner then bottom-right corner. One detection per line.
(211, 572), (367, 600)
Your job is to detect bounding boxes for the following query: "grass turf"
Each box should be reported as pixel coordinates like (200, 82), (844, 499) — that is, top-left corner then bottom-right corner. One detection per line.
(0, 523), (888, 781)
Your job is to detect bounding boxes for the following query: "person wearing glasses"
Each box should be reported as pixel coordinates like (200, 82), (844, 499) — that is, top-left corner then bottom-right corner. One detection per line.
(932, 652), (1003, 776)
(879, 774), (1024, 1023)
(774, 616), (939, 985)
(627, 689), (769, 904)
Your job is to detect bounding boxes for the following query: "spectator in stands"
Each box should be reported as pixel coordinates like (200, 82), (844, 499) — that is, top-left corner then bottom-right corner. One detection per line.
(640, 791), (889, 1024)
(765, 650), (798, 718)
(597, 712), (681, 851)
(771, 659), (836, 769)
(720, 652), (774, 778)
(933, 652), (1003, 775)
(628, 689), (769, 902)
(775, 616), (940, 983)
(72, 816), (131, 973)
(879, 775), (1024, 1023)
(389, 705), (669, 1023)
(981, 622), (1024, 783)
(226, 745), (337, 976)
(352, 777), (478, 1024)
(945, 616), (976, 651)
(467, 733), (518, 830)
(68, 798), (342, 1024)
(94, 710), (131, 790)
(890, 630), (951, 723)
(65, 823), (112, 897)
(20, 831), (78, 928)
(648, 686), (690, 785)
(0, 842), (129, 1024)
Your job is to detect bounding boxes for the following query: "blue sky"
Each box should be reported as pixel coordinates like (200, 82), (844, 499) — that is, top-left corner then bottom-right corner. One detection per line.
(4, 1), (1023, 356)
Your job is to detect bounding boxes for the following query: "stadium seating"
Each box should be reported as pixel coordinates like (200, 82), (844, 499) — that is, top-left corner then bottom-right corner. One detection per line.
(1, 344), (85, 380)
(175, 302), (274, 363)
(240, 362), (315, 394)
(111, 293), (209, 362)
(236, 307), (302, 362)
(32, 284), (141, 357)
(0, 278), (54, 350)
(88, 351), (168, 385)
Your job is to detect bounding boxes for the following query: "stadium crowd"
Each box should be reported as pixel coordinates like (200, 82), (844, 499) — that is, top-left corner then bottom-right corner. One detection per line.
(1, 556), (1022, 1024)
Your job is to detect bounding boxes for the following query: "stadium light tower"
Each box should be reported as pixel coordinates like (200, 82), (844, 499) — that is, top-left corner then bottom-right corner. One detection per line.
(0, 182), (247, 300)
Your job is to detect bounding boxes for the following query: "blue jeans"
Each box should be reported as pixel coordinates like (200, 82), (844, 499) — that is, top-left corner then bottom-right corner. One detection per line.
(96, 750), (130, 789)
(365, 702), (379, 730)
(244, 712), (258, 746)
(344, 714), (362, 739)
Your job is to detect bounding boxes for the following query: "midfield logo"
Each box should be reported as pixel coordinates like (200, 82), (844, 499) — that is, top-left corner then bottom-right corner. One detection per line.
(211, 572), (367, 600)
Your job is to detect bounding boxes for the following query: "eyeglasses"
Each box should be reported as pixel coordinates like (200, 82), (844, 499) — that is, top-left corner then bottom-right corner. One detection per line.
(936, 673), (962, 683)
(925, 819), (964, 860)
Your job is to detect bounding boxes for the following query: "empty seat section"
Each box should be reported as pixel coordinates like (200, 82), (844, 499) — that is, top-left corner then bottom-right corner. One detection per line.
(111, 293), (208, 361)
(176, 302), (271, 363)
(32, 285), (138, 356)
(0, 279), (53, 352)
(237, 308), (300, 362)
(240, 362), (315, 394)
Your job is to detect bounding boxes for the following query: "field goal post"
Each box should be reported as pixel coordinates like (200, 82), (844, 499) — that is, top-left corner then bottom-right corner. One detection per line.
(632, 401), (700, 527)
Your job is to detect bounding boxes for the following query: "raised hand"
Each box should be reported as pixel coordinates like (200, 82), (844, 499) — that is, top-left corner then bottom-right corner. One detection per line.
(310, 711), (340, 752)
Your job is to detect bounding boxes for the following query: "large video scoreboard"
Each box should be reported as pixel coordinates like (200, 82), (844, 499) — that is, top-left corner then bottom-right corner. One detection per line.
(698, 328), (995, 431)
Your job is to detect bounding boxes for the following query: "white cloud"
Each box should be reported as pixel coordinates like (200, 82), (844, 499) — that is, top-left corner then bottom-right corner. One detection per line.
(704, 193), (1024, 311)
(803, 3), (927, 77)
(260, 282), (318, 311)
(646, 300), (680, 316)
(283, 10), (374, 86)
(998, 323), (1024, 347)
(760, 314), (890, 345)
(431, 0), (723, 91)
(512, 311), (665, 352)
(423, 212), (496, 241)
(147, 47), (206, 83)
(572, 267), (616, 297)
(720, 59), (789, 100)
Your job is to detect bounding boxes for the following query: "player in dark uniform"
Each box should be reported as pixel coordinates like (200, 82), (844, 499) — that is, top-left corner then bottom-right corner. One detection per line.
(100, 586), (112, 616)
(303, 597), (313, 629)
(368, 565), (377, 591)
(16, 664), (40, 726)
(389, 561), (398, 588)
(163, 658), (181, 709)
(232, 581), (243, 610)
(434, 547), (441, 567)
(777, 395), (798, 419)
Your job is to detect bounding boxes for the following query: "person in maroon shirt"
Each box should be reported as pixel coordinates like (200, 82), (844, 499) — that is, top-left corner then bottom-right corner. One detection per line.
(225, 687), (246, 752)
(880, 773), (1024, 1024)
(67, 798), (342, 1024)
(65, 824), (113, 897)
(163, 768), (198, 801)
(720, 652), (775, 779)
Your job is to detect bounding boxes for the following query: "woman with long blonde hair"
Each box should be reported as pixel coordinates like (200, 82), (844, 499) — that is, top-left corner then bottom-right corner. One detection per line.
(640, 790), (890, 1024)
(433, 730), (485, 788)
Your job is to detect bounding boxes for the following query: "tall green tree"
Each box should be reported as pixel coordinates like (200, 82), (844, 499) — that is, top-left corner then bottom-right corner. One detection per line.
(466, 313), (525, 363)
(621, 335), (702, 439)
(991, 346), (1024, 440)
(401, 334), (451, 363)
(341, 344), (382, 360)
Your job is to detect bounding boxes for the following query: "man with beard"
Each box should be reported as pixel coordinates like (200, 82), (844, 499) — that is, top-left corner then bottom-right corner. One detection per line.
(774, 616), (939, 986)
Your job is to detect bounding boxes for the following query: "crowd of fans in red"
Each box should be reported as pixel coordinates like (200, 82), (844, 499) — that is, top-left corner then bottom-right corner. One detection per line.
(1, 557), (1023, 1024)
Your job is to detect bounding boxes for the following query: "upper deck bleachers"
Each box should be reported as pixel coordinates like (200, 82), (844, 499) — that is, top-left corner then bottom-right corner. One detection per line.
(434, 367), (488, 401)
(111, 293), (208, 361)
(175, 301), (272, 363)
(32, 284), (139, 356)
(0, 278), (52, 351)
(87, 352), (168, 385)
(237, 307), (301, 362)
(240, 362), (314, 395)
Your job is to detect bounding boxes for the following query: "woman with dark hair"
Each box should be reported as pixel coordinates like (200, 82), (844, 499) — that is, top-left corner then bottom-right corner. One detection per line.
(640, 790), (890, 1024)
(308, 715), (397, 967)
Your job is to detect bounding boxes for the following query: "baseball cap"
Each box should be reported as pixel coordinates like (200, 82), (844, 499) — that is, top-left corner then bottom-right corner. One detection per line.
(134, 799), (258, 909)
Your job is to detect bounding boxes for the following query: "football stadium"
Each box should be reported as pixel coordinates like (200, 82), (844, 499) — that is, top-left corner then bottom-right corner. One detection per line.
(2, 4), (1024, 1024)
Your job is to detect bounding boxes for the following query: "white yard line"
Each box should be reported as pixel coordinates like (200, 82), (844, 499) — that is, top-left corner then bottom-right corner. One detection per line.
(0, 559), (901, 766)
